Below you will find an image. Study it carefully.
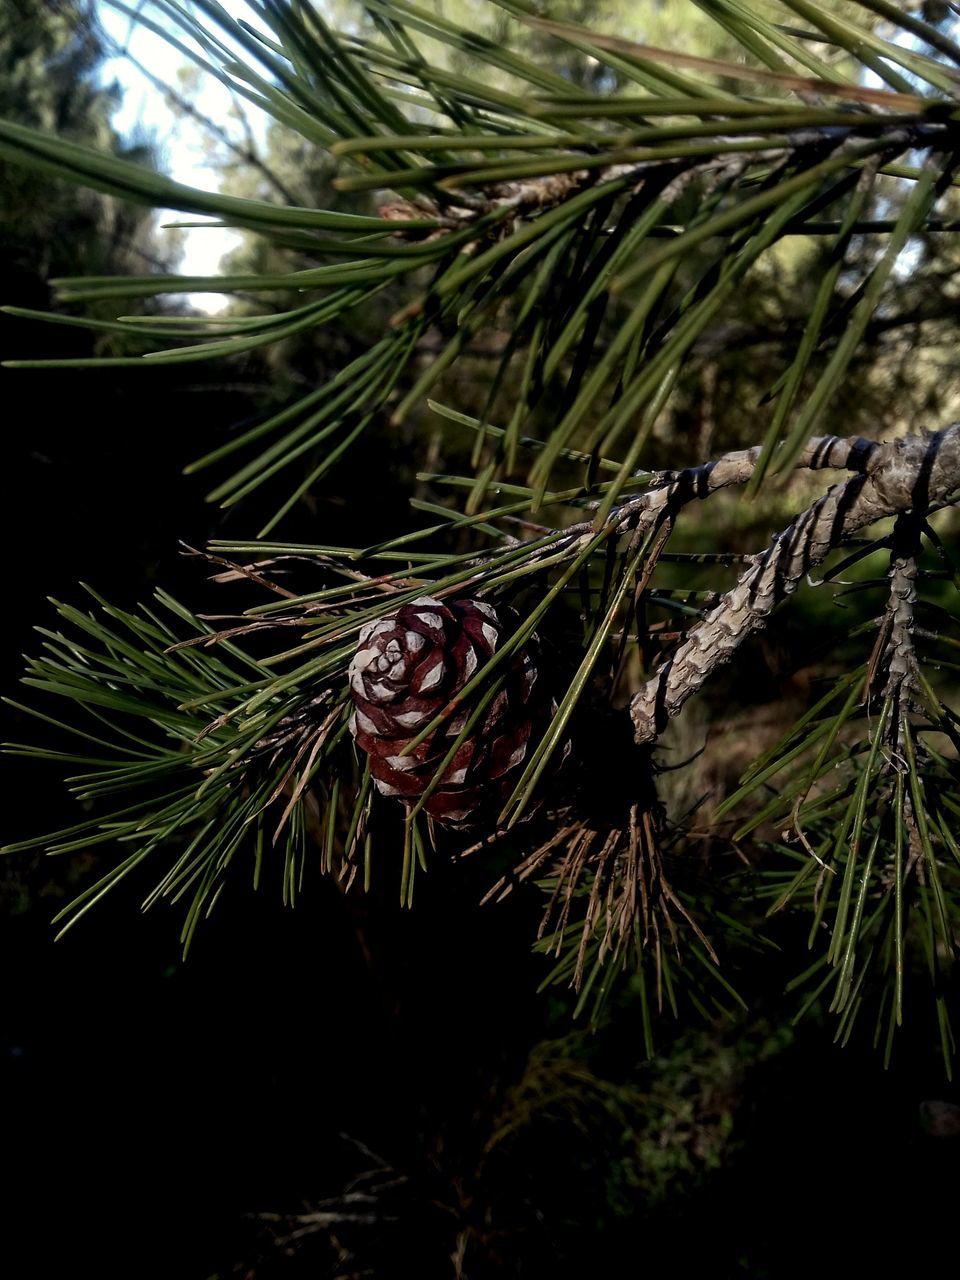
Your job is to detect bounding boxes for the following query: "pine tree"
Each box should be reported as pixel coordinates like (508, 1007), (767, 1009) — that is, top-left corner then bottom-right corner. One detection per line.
(3, 0), (960, 1072)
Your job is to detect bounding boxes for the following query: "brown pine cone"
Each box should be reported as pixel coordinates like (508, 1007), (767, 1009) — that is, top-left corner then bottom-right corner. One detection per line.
(348, 596), (552, 825)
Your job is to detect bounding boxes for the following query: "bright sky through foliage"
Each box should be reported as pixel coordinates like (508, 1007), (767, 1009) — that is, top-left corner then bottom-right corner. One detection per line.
(96, 1), (268, 311)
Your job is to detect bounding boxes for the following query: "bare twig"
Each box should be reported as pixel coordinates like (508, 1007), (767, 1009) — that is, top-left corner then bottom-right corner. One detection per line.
(631, 425), (960, 744)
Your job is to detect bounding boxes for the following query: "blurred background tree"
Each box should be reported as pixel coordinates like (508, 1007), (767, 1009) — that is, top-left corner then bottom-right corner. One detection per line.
(3, 3), (960, 1279)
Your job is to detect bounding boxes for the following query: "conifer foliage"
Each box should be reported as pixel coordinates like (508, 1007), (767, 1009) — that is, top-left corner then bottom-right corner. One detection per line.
(4, 0), (960, 1065)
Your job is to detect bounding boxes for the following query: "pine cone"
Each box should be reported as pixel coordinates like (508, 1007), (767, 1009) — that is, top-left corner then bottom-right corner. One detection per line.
(348, 596), (552, 825)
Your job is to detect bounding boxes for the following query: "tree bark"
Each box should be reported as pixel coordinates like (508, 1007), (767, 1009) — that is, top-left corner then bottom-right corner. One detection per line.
(630, 425), (960, 744)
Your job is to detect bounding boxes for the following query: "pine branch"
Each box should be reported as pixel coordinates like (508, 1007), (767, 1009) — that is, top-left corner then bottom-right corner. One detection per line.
(7, 0), (960, 1060)
(631, 425), (960, 744)
(872, 511), (922, 715)
(4, 0), (960, 520)
(721, 506), (960, 1066)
